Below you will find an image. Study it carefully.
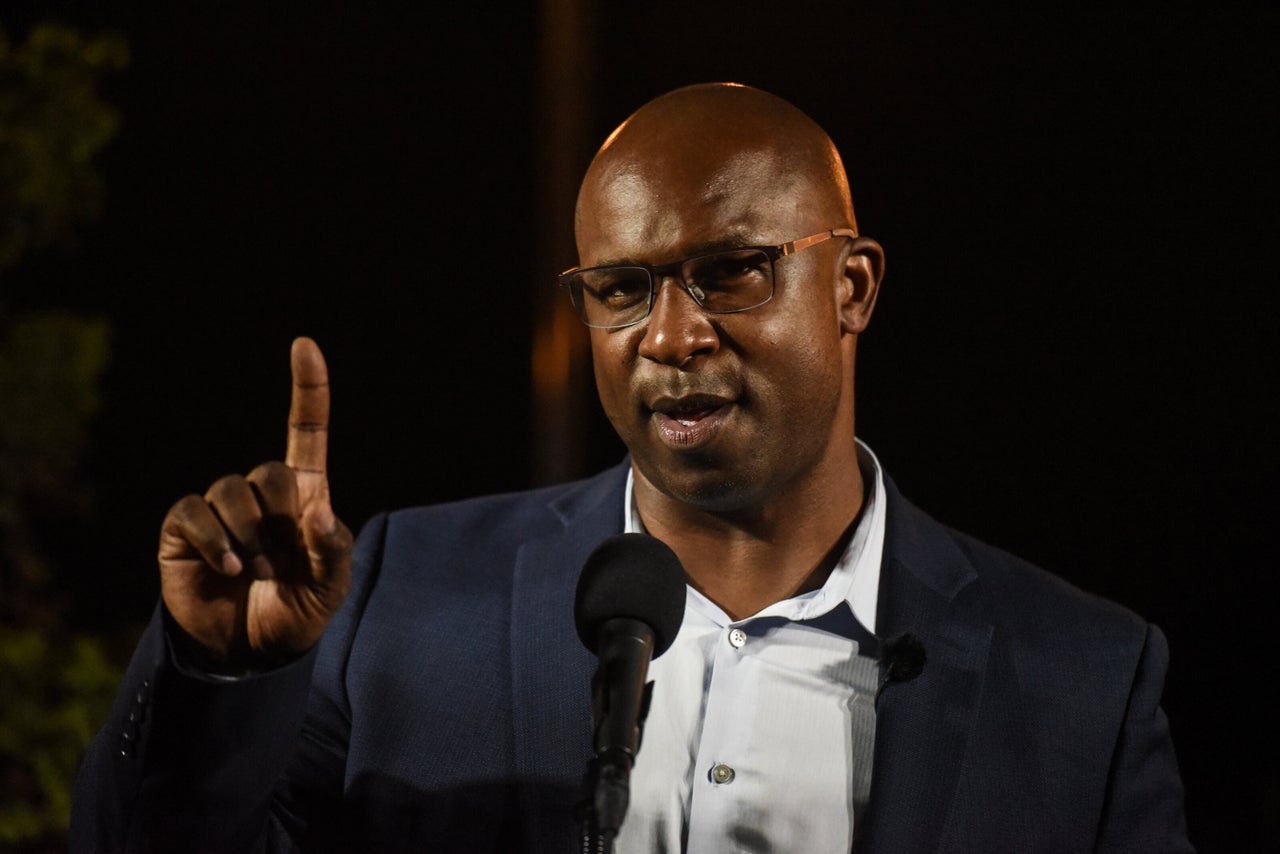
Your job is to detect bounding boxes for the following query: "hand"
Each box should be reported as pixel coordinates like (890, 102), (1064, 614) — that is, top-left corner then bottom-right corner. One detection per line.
(158, 337), (353, 668)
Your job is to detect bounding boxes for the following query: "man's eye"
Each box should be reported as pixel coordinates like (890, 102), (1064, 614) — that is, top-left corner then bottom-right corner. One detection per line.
(584, 273), (648, 307)
(689, 251), (770, 289)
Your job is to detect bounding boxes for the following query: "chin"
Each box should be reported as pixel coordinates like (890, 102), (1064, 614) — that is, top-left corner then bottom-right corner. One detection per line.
(641, 457), (765, 514)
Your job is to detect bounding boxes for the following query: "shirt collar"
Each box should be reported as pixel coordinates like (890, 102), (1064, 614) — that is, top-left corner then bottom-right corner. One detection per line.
(623, 439), (885, 633)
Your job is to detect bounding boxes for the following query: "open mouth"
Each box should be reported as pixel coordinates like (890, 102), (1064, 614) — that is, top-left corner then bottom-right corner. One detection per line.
(649, 395), (733, 450)
(669, 404), (721, 426)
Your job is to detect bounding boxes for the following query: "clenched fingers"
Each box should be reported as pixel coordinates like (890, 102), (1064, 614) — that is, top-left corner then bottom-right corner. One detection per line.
(245, 460), (307, 578)
(246, 460), (300, 517)
(160, 494), (242, 576)
(204, 474), (265, 556)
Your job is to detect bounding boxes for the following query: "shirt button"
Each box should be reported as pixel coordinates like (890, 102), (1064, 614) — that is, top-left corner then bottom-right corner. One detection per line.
(711, 763), (736, 784)
(728, 628), (747, 648)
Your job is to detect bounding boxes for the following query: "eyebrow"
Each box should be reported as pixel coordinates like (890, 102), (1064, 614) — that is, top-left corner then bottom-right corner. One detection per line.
(595, 230), (760, 269)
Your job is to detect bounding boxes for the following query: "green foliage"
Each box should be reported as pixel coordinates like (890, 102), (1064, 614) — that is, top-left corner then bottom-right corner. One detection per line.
(0, 627), (122, 843)
(0, 21), (129, 848)
(0, 22), (129, 271)
(0, 309), (110, 465)
(0, 311), (118, 848)
(0, 310), (112, 620)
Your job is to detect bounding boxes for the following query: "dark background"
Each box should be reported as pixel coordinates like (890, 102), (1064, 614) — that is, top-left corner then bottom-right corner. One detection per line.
(4, 2), (1276, 849)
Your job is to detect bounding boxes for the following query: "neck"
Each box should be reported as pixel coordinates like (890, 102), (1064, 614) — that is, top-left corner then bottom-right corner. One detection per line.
(634, 439), (866, 621)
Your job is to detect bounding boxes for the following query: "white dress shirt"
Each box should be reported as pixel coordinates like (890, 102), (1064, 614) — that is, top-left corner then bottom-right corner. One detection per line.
(616, 440), (887, 853)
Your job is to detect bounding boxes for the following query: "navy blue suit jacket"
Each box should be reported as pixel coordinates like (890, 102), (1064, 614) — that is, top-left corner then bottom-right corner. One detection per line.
(72, 461), (1192, 852)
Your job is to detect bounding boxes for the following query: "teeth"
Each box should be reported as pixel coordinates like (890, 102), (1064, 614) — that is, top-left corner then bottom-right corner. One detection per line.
(658, 401), (723, 425)
(671, 406), (712, 426)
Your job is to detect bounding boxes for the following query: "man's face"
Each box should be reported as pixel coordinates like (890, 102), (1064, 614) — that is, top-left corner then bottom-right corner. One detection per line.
(578, 146), (856, 513)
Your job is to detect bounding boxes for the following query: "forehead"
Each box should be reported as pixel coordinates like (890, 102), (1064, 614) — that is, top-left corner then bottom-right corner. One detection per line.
(577, 145), (814, 265)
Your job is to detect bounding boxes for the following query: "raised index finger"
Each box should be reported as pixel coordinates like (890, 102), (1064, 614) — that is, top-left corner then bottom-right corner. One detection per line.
(285, 337), (330, 480)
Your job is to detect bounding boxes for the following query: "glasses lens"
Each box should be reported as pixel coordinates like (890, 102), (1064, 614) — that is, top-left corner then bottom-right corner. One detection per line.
(568, 267), (652, 328)
(682, 249), (774, 313)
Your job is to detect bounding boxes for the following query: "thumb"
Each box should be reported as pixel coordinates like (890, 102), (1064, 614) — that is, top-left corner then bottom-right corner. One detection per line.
(301, 487), (353, 589)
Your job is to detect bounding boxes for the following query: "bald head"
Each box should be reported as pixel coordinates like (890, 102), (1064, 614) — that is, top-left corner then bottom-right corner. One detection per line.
(575, 83), (857, 257)
(573, 82), (885, 526)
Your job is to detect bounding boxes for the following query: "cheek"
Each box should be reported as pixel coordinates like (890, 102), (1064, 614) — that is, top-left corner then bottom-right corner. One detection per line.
(589, 333), (635, 419)
(753, 321), (844, 413)
(592, 359), (621, 412)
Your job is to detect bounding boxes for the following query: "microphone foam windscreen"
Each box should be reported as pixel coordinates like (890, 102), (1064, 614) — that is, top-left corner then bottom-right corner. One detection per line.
(574, 533), (687, 658)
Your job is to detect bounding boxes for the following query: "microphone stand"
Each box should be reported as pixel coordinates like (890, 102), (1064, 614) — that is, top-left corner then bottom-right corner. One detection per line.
(577, 754), (630, 854)
(576, 618), (656, 854)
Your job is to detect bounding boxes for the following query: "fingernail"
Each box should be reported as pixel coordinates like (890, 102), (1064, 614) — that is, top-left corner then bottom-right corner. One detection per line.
(220, 550), (243, 575)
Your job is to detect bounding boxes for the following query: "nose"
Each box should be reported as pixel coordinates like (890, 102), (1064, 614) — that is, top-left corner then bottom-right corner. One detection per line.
(636, 274), (719, 367)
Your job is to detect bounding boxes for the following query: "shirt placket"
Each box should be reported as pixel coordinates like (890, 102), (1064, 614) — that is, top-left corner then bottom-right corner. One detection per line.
(685, 619), (760, 850)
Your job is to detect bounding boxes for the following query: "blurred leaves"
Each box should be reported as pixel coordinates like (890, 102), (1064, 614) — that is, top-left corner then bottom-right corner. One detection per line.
(0, 20), (127, 850)
(0, 310), (112, 624)
(0, 22), (129, 271)
(0, 628), (121, 843)
(0, 313), (118, 848)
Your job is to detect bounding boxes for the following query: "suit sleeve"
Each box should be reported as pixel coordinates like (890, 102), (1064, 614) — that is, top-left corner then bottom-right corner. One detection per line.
(1094, 623), (1195, 853)
(69, 513), (389, 853)
(68, 606), (318, 852)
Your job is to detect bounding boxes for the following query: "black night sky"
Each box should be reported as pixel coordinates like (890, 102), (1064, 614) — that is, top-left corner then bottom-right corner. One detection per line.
(3, 2), (1277, 849)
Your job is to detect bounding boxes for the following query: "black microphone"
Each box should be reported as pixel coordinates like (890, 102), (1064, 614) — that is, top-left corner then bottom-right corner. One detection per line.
(574, 533), (686, 845)
(875, 631), (926, 703)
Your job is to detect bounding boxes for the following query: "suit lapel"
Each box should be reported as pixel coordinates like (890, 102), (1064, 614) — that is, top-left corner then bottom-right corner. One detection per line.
(509, 462), (629, 848)
(858, 478), (993, 853)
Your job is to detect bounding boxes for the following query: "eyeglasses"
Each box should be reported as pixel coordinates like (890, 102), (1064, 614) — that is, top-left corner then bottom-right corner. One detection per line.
(559, 227), (857, 329)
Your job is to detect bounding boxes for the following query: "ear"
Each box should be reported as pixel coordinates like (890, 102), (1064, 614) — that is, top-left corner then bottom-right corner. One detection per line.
(837, 236), (885, 335)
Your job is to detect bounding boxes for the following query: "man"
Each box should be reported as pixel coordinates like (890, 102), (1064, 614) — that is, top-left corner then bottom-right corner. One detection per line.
(72, 83), (1191, 852)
